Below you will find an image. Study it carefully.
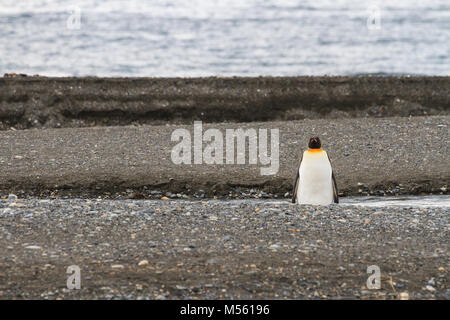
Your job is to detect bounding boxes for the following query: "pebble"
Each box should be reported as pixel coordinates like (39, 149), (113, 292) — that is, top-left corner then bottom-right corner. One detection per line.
(25, 245), (42, 250)
(425, 285), (436, 292)
(138, 260), (149, 266)
(176, 285), (188, 290)
(399, 292), (409, 300)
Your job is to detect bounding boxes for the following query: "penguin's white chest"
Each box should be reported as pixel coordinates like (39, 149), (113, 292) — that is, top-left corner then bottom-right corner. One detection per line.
(296, 151), (333, 205)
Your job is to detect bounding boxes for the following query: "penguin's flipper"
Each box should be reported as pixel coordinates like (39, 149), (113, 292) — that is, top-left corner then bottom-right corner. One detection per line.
(331, 171), (339, 203)
(291, 155), (302, 203)
(291, 169), (299, 203)
(327, 153), (339, 204)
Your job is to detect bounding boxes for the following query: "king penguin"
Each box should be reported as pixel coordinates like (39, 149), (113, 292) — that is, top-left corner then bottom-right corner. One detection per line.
(292, 137), (338, 205)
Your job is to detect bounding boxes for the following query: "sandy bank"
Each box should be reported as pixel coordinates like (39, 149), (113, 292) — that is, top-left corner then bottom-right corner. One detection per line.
(0, 116), (448, 198)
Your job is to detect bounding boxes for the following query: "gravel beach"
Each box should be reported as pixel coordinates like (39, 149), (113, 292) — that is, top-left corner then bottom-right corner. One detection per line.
(0, 198), (448, 300)
(0, 76), (448, 301)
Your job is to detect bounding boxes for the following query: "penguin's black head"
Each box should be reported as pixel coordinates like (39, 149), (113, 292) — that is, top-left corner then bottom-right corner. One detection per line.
(308, 137), (321, 149)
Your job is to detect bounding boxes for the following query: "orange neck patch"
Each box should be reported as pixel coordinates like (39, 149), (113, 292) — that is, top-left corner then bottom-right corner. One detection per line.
(307, 148), (323, 153)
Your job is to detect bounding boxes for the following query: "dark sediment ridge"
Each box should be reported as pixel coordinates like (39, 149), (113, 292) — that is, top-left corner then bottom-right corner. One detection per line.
(0, 76), (449, 130)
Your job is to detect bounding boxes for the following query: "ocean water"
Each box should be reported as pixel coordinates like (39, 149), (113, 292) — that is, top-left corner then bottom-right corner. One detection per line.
(1, 0), (449, 77)
(340, 195), (450, 208)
